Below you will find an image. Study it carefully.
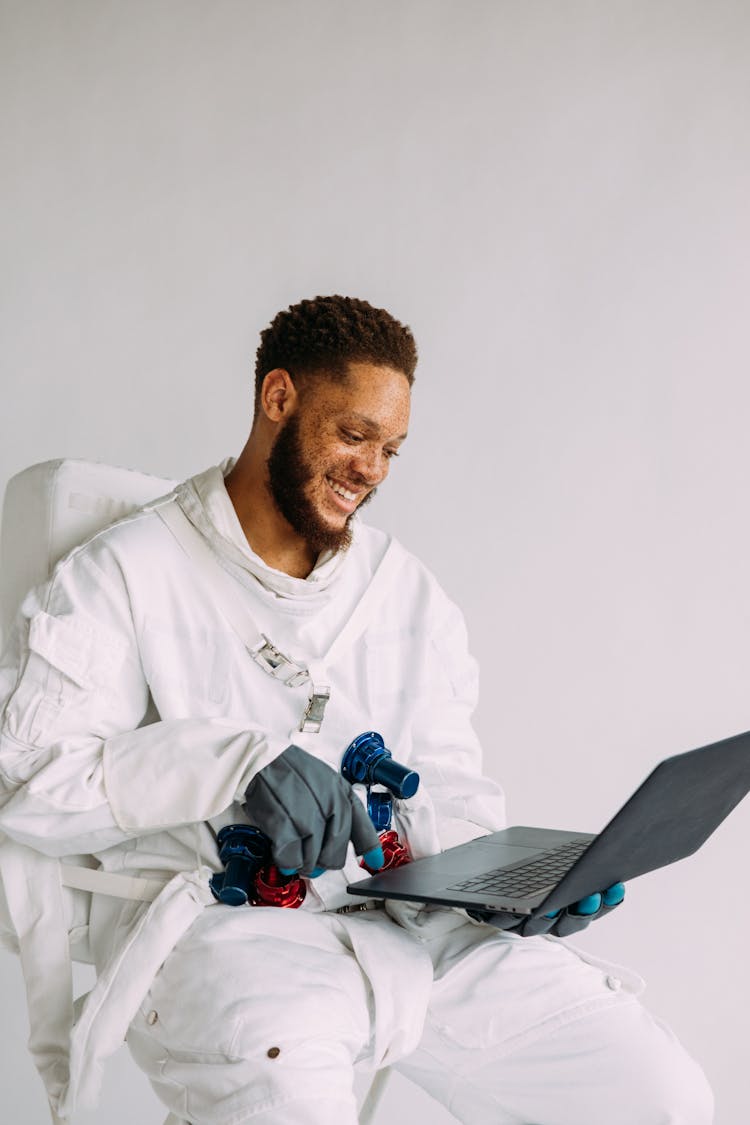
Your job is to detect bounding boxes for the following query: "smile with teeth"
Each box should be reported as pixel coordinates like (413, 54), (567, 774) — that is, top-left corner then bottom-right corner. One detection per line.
(327, 477), (360, 503)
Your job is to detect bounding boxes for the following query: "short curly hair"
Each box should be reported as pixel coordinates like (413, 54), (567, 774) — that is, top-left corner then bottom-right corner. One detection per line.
(254, 295), (417, 406)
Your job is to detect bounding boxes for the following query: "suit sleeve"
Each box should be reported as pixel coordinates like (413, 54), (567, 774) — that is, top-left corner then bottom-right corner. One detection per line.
(0, 542), (284, 857)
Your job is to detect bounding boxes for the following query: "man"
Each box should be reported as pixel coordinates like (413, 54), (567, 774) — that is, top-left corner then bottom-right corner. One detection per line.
(0, 296), (712, 1123)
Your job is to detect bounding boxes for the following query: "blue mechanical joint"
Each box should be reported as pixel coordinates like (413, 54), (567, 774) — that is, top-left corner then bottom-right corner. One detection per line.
(341, 731), (420, 800)
(210, 824), (271, 906)
(367, 789), (395, 832)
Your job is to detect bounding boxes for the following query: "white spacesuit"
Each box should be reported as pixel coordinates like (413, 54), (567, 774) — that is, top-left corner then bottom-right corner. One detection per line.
(0, 463), (713, 1124)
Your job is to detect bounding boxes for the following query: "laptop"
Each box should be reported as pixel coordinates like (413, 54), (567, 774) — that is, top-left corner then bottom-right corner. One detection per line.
(347, 729), (750, 917)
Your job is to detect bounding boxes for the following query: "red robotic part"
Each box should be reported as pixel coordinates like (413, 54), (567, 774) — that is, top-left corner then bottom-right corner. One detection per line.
(360, 829), (411, 874)
(253, 865), (307, 908)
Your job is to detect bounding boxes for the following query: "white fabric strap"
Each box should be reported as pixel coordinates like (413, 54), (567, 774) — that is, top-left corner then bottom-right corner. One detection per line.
(60, 864), (168, 903)
(156, 500), (405, 733)
(358, 1067), (392, 1125)
(157, 500), (269, 654)
(0, 839), (75, 1110)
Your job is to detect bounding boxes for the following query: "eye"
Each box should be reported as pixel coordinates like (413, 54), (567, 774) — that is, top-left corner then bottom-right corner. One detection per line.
(384, 448), (400, 460)
(341, 429), (365, 444)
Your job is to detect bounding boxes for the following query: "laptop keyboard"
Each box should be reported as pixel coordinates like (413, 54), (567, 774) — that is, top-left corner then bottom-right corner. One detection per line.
(447, 839), (590, 898)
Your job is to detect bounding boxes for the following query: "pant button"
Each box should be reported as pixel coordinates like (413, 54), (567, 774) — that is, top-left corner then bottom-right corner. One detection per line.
(146, 1010), (159, 1025)
(267, 1047), (281, 1059)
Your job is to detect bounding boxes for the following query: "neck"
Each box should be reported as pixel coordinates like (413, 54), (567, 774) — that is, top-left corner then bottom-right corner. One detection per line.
(224, 446), (318, 579)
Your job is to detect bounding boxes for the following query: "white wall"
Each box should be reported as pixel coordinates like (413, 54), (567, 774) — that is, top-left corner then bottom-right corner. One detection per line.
(2, 2), (750, 1122)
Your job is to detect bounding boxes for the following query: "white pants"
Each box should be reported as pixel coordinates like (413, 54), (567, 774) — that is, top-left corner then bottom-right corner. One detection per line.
(126, 907), (713, 1125)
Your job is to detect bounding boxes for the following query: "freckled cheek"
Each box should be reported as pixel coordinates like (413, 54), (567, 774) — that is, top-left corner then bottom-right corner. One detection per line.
(306, 442), (342, 476)
(324, 446), (359, 475)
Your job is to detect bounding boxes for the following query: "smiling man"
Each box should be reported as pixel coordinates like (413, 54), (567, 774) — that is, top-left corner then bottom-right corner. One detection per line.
(226, 350), (411, 572)
(0, 296), (712, 1125)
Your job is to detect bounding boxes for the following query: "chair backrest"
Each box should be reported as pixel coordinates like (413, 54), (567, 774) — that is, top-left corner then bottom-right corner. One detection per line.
(0, 459), (178, 962)
(0, 459), (177, 644)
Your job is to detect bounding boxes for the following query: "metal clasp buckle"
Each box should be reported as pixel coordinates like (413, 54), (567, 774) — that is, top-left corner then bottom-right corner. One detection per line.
(299, 684), (331, 734)
(250, 636), (309, 689)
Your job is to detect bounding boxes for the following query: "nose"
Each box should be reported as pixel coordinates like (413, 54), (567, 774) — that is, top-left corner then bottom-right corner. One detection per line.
(349, 446), (389, 487)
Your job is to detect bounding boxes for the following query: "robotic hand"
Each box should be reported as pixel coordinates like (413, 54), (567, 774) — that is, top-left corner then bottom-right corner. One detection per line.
(243, 744), (385, 877)
(468, 882), (626, 937)
(341, 731), (420, 872)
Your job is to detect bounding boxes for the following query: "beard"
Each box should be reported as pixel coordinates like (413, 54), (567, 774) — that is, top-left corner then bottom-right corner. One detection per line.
(266, 414), (376, 556)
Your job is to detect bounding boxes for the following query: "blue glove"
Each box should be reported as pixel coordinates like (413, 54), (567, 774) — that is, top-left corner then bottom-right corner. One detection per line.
(243, 744), (384, 877)
(468, 882), (625, 937)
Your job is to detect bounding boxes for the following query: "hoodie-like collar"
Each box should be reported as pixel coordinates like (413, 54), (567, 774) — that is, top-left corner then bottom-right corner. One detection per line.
(175, 460), (353, 599)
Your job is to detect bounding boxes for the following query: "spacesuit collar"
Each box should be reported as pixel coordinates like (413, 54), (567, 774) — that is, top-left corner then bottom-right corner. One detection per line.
(174, 461), (352, 598)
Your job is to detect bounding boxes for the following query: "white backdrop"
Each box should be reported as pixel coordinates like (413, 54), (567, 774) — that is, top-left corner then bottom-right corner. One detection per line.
(2, 2), (750, 1122)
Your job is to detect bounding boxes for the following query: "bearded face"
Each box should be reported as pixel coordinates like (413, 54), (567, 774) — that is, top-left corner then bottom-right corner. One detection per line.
(266, 411), (375, 555)
(265, 364), (411, 558)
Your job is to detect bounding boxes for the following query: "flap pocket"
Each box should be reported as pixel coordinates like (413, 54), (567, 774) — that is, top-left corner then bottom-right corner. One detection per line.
(28, 611), (127, 690)
(28, 612), (94, 689)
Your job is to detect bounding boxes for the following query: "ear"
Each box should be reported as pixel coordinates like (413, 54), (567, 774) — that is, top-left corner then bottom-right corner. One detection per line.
(260, 369), (298, 423)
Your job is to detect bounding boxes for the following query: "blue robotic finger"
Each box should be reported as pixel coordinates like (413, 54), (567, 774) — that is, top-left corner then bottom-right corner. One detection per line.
(603, 882), (625, 907)
(361, 844), (385, 871)
(570, 892), (603, 916)
(278, 865), (326, 878)
(544, 891), (602, 923)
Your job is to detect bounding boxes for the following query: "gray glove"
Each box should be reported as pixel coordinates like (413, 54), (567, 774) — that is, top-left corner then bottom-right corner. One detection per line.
(468, 883), (626, 937)
(243, 744), (384, 877)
